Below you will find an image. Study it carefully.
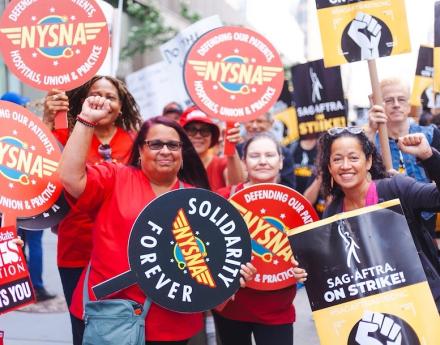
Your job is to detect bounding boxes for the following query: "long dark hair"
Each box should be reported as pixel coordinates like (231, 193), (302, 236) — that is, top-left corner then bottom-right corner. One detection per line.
(129, 116), (210, 189)
(318, 130), (388, 198)
(66, 75), (142, 132)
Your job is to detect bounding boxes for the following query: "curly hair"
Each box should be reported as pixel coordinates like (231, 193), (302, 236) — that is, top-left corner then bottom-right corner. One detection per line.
(129, 116), (210, 190)
(66, 75), (142, 132)
(317, 130), (388, 198)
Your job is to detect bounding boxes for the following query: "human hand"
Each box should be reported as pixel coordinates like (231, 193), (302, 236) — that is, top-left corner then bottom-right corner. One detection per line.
(239, 262), (257, 288)
(12, 236), (24, 247)
(355, 311), (402, 345)
(292, 257), (307, 283)
(43, 89), (69, 130)
(398, 133), (432, 160)
(80, 96), (112, 124)
(348, 12), (382, 60)
(368, 105), (387, 132)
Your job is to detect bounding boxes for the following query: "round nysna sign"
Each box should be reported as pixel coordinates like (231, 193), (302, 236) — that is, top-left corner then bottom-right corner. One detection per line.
(128, 188), (251, 313)
(184, 26), (284, 122)
(0, 0), (109, 91)
(0, 101), (62, 218)
(229, 184), (319, 290)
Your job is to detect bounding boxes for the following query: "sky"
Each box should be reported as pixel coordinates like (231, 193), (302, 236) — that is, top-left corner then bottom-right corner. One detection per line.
(245, 0), (437, 108)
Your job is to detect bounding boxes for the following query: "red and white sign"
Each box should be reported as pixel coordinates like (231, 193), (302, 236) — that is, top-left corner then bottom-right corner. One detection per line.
(0, 226), (35, 315)
(0, 101), (62, 220)
(184, 26), (284, 122)
(229, 184), (319, 290)
(0, 0), (109, 90)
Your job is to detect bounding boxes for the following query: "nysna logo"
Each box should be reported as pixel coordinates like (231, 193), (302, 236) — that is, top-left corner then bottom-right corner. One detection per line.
(188, 55), (282, 95)
(0, 136), (58, 185)
(0, 15), (106, 59)
(172, 209), (216, 288)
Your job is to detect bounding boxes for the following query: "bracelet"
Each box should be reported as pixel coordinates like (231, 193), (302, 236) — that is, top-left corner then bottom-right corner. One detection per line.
(76, 114), (97, 128)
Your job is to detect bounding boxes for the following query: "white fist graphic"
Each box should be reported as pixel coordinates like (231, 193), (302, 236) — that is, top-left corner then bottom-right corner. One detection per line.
(355, 311), (402, 345)
(348, 12), (382, 60)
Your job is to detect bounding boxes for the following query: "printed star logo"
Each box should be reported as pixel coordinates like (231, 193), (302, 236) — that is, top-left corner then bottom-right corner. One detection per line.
(260, 208), (266, 214)
(49, 7), (56, 13)
(31, 180), (37, 185)
(280, 213), (286, 219)
(8, 183), (14, 188)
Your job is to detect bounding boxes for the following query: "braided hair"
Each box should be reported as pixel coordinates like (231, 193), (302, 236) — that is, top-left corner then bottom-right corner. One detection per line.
(66, 75), (142, 132)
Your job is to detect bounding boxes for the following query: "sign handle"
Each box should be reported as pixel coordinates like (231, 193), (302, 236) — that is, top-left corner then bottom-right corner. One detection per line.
(367, 59), (392, 170)
(223, 122), (236, 157)
(92, 269), (138, 299)
(54, 109), (68, 130)
(1, 212), (17, 229)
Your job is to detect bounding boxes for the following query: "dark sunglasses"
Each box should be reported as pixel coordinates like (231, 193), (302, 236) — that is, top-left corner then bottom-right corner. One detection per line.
(98, 144), (112, 161)
(185, 125), (212, 137)
(327, 126), (364, 136)
(144, 140), (183, 151)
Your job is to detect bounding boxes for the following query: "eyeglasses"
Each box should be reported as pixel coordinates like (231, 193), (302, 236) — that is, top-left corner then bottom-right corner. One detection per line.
(327, 127), (364, 136)
(98, 144), (112, 161)
(144, 140), (183, 151)
(185, 125), (212, 137)
(383, 97), (408, 106)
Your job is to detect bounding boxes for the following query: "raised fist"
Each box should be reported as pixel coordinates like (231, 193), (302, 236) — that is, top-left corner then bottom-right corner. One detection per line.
(348, 12), (382, 60)
(355, 311), (402, 345)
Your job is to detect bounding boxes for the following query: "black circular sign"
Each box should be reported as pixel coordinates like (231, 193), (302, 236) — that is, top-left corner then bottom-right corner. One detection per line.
(17, 192), (70, 230)
(0, 193), (70, 231)
(341, 15), (393, 63)
(348, 312), (420, 345)
(128, 188), (251, 313)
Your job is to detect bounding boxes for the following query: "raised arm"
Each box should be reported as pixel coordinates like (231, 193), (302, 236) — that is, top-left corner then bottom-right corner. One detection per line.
(224, 123), (245, 185)
(42, 89), (69, 131)
(58, 96), (111, 198)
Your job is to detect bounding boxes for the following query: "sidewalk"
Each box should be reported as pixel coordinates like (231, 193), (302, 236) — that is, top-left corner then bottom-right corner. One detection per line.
(0, 230), (320, 345)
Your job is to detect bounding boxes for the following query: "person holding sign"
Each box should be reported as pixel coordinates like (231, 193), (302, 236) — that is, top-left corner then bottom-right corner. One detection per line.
(294, 127), (440, 311)
(42, 76), (143, 345)
(58, 98), (256, 344)
(215, 133), (296, 345)
(367, 78), (440, 236)
(179, 106), (244, 190)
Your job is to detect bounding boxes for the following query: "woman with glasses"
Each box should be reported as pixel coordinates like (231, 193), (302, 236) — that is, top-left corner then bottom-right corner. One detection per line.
(42, 76), (143, 345)
(180, 106), (244, 190)
(214, 133), (296, 345)
(58, 96), (256, 344)
(294, 127), (440, 311)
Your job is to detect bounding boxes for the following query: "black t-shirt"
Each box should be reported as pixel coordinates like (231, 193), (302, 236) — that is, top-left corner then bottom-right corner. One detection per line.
(292, 144), (317, 194)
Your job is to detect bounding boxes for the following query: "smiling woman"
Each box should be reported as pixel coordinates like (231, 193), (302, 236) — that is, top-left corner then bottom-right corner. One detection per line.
(294, 128), (440, 312)
(58, 105), (256, 344)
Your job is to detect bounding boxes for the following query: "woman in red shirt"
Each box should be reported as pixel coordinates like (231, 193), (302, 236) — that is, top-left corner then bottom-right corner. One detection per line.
(179, 106), (244, 190)
(215, 133), (297, 345)
(43, 76), (142, 345)
(58, 96), (256, 344)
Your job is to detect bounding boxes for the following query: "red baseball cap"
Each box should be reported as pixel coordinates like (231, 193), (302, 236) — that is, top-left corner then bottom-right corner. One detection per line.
(180, 106), (220, 147)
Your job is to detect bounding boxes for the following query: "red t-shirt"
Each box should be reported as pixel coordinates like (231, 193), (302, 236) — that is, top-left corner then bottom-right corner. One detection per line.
(54, 128), (135, 267)
(69, 163), (203, 341)
(206, 155), (227, 191)
(215, 184), (296, 325)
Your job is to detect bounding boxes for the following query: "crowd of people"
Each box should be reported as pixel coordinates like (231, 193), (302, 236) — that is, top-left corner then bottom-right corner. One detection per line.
(2, 74), (440, 345)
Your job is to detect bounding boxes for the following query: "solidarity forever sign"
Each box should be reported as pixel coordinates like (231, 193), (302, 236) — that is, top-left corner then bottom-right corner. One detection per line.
(93, 189), (251, 313)
(316, 0), (410, 67)
(0, 0), (109, 91)
(0, 226), (35, 315)
(291, 59), (347, 139)
(229, 184), (318, 290)
(183, 26), (284, 122)
(0, 101), (63, 227)
(288, 200), (440, 345)
(410, 46), (440, 109)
